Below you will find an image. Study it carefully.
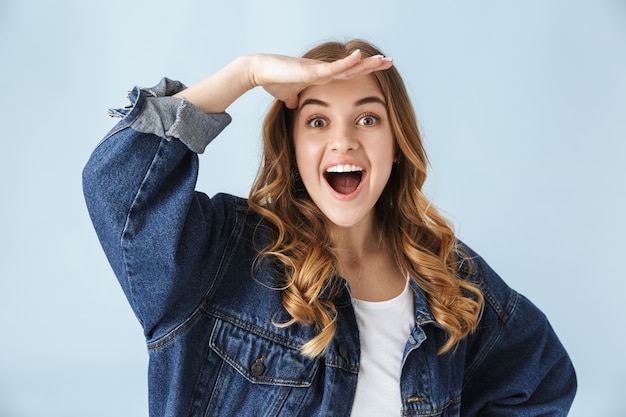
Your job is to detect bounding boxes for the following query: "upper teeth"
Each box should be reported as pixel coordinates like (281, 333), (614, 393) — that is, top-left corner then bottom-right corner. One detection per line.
(326, 164), (363, 173)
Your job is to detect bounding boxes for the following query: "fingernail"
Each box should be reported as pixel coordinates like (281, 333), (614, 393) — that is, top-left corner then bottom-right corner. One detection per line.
(370, 54), (383, 59)
(351, 49), (361, 56)
(382, 56), (393, 62)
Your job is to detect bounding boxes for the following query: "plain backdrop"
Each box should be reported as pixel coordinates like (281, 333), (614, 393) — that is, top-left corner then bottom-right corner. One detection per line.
(1, 1), (624, 416)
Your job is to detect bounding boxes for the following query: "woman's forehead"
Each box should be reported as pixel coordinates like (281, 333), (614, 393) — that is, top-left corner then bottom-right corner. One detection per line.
(298, 75), (385, 107)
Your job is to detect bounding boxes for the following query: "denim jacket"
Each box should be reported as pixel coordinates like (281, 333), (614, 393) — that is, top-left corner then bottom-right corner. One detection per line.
(83, 79), (576, 417)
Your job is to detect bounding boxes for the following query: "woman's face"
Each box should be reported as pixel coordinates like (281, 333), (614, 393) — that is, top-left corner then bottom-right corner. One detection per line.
(293, 75), (396, 231)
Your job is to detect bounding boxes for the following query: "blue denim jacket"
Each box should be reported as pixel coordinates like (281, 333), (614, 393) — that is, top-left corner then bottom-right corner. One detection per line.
(83, 79), (576, 417)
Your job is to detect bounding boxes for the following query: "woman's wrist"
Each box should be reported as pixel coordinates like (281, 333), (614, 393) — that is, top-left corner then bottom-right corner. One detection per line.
(173, 55), (255, 114)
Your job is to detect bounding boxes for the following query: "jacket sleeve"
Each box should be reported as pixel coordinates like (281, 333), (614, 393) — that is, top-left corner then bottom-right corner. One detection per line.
(82, 79), (232, 341)
(460, 251), (577, 416)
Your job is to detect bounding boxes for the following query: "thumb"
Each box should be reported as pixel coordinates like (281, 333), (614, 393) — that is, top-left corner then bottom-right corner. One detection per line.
(284, 95), (299, 110)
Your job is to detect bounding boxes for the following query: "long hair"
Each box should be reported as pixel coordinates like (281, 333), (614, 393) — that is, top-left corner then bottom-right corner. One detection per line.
(248, 39), (483, 357)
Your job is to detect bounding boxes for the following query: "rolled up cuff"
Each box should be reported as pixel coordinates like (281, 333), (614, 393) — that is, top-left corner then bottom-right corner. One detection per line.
(108, 78), (232, 154)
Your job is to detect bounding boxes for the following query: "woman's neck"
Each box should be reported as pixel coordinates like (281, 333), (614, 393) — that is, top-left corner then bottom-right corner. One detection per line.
(329, 220), (406, 302)
(328, 218), (380, 259)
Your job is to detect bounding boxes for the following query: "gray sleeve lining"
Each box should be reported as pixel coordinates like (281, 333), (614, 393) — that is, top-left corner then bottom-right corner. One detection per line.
(112, 78), (232, 154)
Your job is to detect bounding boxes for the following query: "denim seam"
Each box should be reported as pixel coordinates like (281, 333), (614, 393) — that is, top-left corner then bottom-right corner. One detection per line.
(200, 200), (246, 308)
(476, 256), (516, 323)
(107, 86), (150, 320)
(461, 290), (520, 388)
(483, 284), (508, 322)
(323, 357), (359, 374)
(187, 339), (223, 417)
(401, 393), (461, 416)
(202, 306), (304, 350)
(146, 306), (204, 351)
(119, 138), (163, 328)
(204, 359), (232, 415)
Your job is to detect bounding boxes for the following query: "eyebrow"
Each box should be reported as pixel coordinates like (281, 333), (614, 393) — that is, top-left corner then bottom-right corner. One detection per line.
(354, 96), (387, 107)
(299, 96), (386, 110)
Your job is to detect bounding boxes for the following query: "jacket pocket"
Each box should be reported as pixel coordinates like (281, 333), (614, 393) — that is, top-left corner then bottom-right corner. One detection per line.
(194, 317), (320, 417)
(210, 318), (318, 387)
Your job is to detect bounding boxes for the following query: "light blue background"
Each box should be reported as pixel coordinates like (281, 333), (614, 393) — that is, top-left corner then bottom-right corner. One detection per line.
(1, 1), (624, 416)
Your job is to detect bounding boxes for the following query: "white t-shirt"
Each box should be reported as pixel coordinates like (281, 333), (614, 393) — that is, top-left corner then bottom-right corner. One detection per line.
(350, 279), (415, 416)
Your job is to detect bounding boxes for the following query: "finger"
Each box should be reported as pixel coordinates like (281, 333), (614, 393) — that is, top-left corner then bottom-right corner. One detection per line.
(300, 52), (392, 87)
(323, 49), (364, 77)
(284, 95), (299, 109)
(340, 55), (394, 79)
(314, 54), (393, 83)
(303, 50), (363, 83)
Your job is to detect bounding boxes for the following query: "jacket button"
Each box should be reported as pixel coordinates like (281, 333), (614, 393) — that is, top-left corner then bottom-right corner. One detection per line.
(339, 344), (349, 359)
(251, 356), (265, 376)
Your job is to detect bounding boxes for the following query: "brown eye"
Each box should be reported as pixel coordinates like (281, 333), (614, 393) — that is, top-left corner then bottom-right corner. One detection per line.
(307, 117), (328, 128)
(357, 114), (379, 126)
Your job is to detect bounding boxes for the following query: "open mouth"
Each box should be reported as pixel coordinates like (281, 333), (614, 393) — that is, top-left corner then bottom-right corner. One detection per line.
(324, 164), (364, 195)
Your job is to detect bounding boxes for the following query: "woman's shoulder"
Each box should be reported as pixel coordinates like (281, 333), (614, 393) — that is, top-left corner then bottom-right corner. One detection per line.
(456, 241), (564, 357)
(455, 241), (519, 325)
(456, 241), (577, 411)
(210, 192), (253, 214)
(204, 193), (268, 235)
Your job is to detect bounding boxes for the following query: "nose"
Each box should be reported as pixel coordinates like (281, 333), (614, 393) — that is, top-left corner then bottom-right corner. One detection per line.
(328, 124), (359, 153)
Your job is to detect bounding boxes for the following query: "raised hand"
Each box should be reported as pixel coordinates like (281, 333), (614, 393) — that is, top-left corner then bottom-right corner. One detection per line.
(174, 50), (393, 113)
(249, 50), (393, 108)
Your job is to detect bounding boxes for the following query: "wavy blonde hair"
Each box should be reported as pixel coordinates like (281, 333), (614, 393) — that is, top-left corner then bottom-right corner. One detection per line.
(248, 39), (483, 357)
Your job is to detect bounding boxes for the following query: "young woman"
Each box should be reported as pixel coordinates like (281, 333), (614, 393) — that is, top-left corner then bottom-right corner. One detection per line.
(83, 39), (576, 416)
